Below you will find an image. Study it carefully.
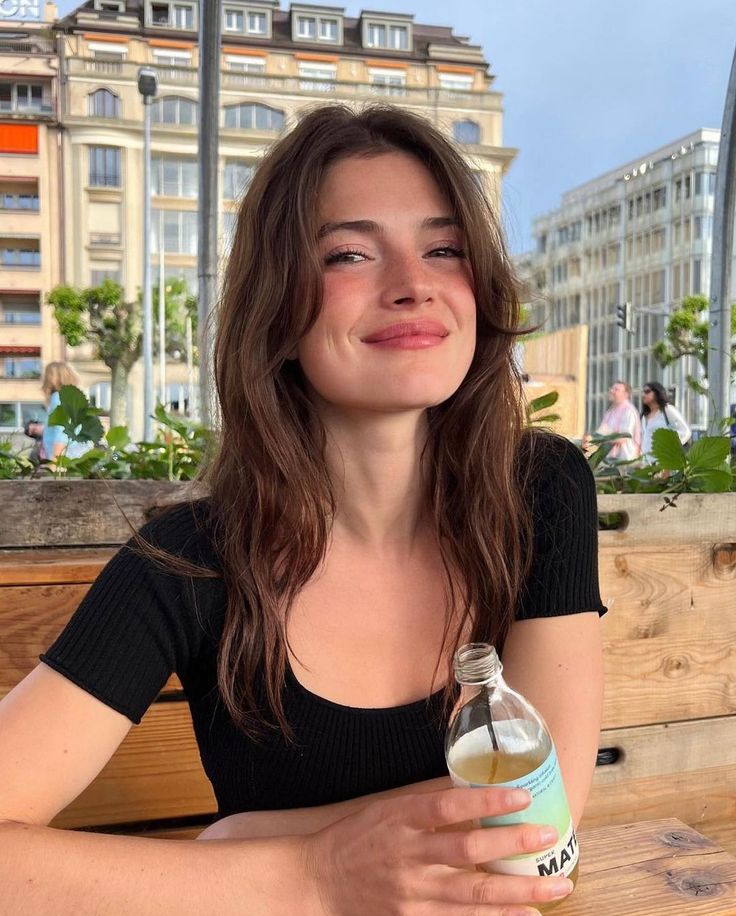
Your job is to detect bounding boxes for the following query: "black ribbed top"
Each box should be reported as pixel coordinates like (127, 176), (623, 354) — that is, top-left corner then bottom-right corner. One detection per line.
(41, 435), (605, 816)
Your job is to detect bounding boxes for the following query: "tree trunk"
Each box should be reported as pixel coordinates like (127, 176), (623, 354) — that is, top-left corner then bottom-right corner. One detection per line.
(109, 360), (128, 428)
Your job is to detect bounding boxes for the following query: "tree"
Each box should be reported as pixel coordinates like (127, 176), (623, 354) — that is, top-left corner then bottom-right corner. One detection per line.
(652, 294), (736, 396)
(150, 277), (198, 363)
(47, 280), (141, 427)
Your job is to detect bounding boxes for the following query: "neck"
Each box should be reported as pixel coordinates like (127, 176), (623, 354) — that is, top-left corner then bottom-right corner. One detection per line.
(318, 403), (431, 550)
(648, 404), (660, 416)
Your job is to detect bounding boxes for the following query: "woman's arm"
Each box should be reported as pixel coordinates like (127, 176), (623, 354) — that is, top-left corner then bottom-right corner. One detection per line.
(667, 406), (691, 445)
(501, 613), (604, 826)
(1, 664), (573, 914)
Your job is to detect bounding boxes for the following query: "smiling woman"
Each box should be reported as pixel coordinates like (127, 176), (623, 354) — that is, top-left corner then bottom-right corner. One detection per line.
(0, 105), (605, 916)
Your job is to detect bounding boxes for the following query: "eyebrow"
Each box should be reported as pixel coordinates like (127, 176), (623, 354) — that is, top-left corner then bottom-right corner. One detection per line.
(317, 216), (459, 239)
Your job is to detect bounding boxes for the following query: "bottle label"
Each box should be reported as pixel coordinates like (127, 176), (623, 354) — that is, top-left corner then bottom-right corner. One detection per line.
(449, 742), (578, 878)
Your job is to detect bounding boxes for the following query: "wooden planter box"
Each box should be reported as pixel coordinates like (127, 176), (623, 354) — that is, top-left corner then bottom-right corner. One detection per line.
(582, 493), (736, 856)
(1, 484), (735, 847)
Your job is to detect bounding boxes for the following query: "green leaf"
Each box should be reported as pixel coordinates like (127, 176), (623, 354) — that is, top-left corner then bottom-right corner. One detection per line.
(690, 469), (733, 492)
(105, 426), (131, 450)
(528, 391), (559, 413)
(687, 436), (731, 469)
(531, 412), (561, 425)
(651, 428), (686, 470)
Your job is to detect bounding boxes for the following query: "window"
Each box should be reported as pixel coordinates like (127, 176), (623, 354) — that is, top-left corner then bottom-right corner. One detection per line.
(91, 268), (121, 286)
(367, 23), (386, 47)
(247, 11), (266, 33)
(693, 259), (702, 294)
(365, 21), (410, 49)
(88, 88), (120, 119)
(675, 179), (681, 202)
(0, 82), (45, 113)
(452, 120), (480, 145)
(695, 171), (716, 196)
(652, 269), (665, 304)
(438, 72), (473, 92)
(389, 25), (409, 49)
(224, 8), (243, 30)
(152, 209), (198, 255)
(153, 50), (193, 75)
(151, 96), (198, 125)
(684, 175), (691, 199)
(223, 102), (284, 131)
(172, 3), (194, 28)
(297, 15), (316, 38)
(0, 401), (44, 429)
(223, 161), (254, 200)
(1, 245), (40, 267)
(320, 19), (338, 40)
(0, 295), (40, 324)
(152, 155), (197, 198)
(369, 68), (406, 96)
(2, 356), (41, 379)
(1, 189), (39, 210)
(225, 56), (266, 86)
(149, 1), (195, 29)
(298, 62), (336, 92)
(89, 146), (120, 187)
(89, 381), (111, 412)
(653, 186), (666, 210)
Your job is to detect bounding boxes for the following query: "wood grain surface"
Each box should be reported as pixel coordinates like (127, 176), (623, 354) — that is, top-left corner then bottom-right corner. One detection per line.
(553, 818), (736, 915)
(597, 493), (736, 545)
(50, 702), (216, 829)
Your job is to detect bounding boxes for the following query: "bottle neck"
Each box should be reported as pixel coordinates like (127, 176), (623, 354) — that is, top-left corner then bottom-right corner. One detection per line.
(453, 642), (502, 688)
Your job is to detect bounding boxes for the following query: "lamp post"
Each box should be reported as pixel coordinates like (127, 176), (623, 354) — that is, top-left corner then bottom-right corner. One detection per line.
(137, 66), (158, 441)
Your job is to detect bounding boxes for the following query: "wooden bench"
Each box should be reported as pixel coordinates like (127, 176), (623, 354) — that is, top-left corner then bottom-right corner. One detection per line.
(1, 488), (735, 850)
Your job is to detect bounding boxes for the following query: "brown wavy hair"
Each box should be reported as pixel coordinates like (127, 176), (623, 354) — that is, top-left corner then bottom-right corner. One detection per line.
(201, 104), (535, 737)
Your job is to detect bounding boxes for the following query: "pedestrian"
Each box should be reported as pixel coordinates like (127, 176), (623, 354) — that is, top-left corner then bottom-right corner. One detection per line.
(590, 380), (641, 461)
(640, 381), (691, 463)
(40, 361), (92, 463)
(0, 104), (605, 914)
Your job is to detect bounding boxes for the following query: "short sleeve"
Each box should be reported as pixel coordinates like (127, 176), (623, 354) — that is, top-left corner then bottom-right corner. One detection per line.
(516, 435), (607, 621)
(40, 501), (219, 724)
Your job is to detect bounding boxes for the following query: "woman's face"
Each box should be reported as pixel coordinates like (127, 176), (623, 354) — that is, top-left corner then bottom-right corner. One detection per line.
(642, 386), (655, 407)
(296, 151), (477, 416)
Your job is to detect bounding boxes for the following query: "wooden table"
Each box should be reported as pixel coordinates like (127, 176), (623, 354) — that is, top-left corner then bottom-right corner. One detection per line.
(553, 818), (736, 915)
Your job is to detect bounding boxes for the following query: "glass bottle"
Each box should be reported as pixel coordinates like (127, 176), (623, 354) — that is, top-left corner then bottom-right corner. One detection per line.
(445, 642), (579, 908)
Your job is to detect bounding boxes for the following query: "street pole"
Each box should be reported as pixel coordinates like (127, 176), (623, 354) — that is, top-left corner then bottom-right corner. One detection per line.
(708, 45), (736, 434)
(196, 0), (222, 427)
(158, 209), (166, 408)
(137, 67), (158, 441)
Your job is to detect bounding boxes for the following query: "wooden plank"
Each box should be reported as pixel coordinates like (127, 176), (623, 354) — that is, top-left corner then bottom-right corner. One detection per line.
(0, 480), (195, 548)
(555, 819), (736, 915)
(599, 543), (736, 729)
(0, 548), (114, 586)
(597, 493), (736, 545)
(51, 702), (216, 829)
(0, 583), (181, 698)
(584, 717), (736, 845)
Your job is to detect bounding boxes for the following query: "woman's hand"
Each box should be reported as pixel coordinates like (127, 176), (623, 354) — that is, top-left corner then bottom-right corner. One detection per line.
(301, 785), (573, 916)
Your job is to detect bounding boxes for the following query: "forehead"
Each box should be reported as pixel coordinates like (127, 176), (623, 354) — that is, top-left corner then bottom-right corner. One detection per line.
(318, 151), (451, 216)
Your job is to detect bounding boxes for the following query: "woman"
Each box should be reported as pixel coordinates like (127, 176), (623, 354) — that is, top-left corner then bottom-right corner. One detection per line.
(640, 381), (691, 463)
(40, 361), (86, 462)
(0, 106), (604, 915)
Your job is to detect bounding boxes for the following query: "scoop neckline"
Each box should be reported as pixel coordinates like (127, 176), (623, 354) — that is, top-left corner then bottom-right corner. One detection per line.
(285, 663), (447, 716)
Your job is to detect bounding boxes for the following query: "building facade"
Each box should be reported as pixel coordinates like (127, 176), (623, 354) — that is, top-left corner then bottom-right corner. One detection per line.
(0, 1), (64, 436)
(0, 0), (516, 440)
(523, 129), (720, 432)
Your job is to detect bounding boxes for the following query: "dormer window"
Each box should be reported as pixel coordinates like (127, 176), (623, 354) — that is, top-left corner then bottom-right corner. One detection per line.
(291, 5), (343, 45)
(362, 15), (411, 51)
(248, 11), (267, 33)
(224, 8), (244, 31)
(93, 0), (125, 11)
(146, 0), (197, 30)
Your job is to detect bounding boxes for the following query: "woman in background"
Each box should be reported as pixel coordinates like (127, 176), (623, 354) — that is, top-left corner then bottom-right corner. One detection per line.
(640, 381), (691, 462)
(40, 361), (84, 462)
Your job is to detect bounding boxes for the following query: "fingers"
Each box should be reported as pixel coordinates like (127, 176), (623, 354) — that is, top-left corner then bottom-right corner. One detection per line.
(442, 906), (542, 916)
(420, 823), (558, 868)
(406, 786), (531, 830)
(424, 868), (573, 908)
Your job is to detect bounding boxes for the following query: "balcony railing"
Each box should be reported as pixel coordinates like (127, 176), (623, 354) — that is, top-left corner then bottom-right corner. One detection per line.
(65, 57), (502, 112)
(0, 100), (54, 115)
(0, 38), (55, 55)
(1, 311), (41, 325)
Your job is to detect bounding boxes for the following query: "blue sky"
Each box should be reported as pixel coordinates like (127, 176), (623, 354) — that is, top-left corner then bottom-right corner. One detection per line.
(56, 0), (736, 253)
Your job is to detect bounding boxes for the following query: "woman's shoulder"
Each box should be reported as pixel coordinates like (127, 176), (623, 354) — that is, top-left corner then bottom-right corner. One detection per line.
(135, 497), (220, 571)
(519, 430), (592, 491)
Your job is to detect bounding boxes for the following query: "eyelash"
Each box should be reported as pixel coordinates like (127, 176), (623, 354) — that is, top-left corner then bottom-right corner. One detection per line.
(324, 245), (466, 265)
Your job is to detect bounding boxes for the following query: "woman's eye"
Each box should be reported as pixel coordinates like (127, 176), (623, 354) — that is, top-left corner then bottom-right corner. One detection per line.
(324, 249), (367, 265)
(428, 245), (465, 258)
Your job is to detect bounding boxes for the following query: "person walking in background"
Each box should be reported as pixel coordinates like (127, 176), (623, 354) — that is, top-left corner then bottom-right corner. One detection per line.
(640, 381), (691, 463)
(40, 361), (90, 462)
(592, 380), (641, 461)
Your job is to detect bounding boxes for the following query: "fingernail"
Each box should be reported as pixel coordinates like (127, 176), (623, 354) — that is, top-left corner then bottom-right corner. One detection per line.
(507, 789), (531, 808)
(549, 878), (574, 898)
(539, 826), (558, 844)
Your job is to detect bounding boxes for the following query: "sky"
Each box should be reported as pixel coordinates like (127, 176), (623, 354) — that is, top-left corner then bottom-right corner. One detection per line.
(56, 0), (736, 253)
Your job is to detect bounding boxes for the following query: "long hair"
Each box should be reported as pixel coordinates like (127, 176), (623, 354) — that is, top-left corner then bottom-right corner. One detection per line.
(41, 361), (79, 399)
(199, 104), (535, 737)
(641, 381), (669, 417)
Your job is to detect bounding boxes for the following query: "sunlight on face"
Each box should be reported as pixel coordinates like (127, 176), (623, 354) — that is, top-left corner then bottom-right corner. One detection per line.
(296, 152), (477, 417)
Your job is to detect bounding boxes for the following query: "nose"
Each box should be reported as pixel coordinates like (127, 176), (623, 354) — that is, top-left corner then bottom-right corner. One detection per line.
(379, 251), (434, 309)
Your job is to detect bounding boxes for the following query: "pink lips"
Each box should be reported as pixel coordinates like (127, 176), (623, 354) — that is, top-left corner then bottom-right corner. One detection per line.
(362, 320), (449, 350)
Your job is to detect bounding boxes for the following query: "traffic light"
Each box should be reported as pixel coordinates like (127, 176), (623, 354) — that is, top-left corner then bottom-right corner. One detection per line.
(616, 302), (634, 332)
